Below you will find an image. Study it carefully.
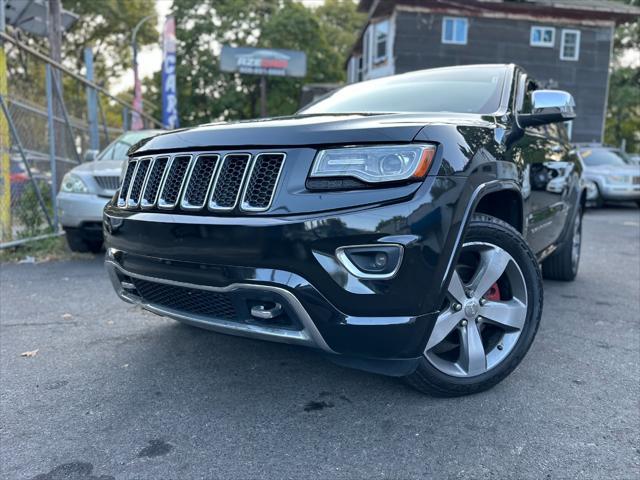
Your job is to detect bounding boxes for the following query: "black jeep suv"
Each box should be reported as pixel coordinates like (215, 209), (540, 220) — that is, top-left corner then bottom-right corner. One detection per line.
(104, 64), (585, 396)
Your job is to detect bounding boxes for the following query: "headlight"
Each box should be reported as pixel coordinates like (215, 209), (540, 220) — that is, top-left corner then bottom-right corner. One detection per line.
(606, 174), (629, 184)
(309, 144), (437, 184)
(60, 173), (89, 194)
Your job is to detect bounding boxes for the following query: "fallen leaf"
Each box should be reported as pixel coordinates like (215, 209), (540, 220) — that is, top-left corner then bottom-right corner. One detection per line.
(20, 349), (39, 358)
(62, 313), (73, 320)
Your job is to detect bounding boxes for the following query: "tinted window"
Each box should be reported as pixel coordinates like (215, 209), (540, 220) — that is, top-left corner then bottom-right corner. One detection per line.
(300, 67), (506, 115)
(580, 149), (630, 167)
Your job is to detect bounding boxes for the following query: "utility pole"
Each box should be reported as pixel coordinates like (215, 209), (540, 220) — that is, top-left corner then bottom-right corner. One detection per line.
(0, 0), (10, 242)
(131, 15), (155, 130)
(260, 76), (267, 118)
(47, 0), (62, 64)
(47, 0), (63, 174)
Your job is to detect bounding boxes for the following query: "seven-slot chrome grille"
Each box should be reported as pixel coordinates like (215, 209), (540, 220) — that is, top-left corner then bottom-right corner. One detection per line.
(117, 152), (285, 213)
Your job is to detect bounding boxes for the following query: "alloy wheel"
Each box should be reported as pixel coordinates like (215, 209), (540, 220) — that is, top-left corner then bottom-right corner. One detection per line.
(571, 212), (582, 272)
(425, 242), (528, 377)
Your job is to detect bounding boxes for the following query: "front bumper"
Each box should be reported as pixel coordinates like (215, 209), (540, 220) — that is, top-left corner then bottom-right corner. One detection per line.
(58, 192), (111, 228)
(103, 174), (475, 370)
(600, 183), (640, 201)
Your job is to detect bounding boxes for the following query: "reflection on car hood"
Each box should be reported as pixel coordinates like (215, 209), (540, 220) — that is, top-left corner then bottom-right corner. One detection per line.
(129, 112), (495, 154)
(68, 159), (123, 177)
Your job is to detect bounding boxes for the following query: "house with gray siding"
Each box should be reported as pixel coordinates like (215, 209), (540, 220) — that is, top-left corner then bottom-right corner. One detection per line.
(346, 0), (639, 143)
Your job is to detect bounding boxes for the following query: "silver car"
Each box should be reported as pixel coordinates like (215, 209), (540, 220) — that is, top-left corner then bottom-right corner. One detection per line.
(578, 146), (640, 208)
(57, 130), (163, 252)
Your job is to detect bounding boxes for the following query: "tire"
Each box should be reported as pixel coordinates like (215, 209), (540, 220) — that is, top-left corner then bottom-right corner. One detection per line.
(404, 214), (543, 396)
(542, 204), (582, 281)
(64, 229), (103, 253)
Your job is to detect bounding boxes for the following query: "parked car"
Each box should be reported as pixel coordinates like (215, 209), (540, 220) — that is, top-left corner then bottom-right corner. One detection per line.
(577, 146), (640, 207)
(57, 130), (163, 252)
(625, 153), (639, 166)
(104, 65), (585, 396)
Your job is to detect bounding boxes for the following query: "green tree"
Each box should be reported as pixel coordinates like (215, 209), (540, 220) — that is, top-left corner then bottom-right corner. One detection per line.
(168, 0), (363, 126)
(605, 0), (640, 152)
(604, 67), (640, 152)
(61, 0), (159, 82)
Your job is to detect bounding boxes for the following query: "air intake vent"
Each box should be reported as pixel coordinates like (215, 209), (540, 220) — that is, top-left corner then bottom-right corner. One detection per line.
(132, 278), (238, 320)
(117, 160), (137, 207)
(127, 158), (151, 208)
(158, 155), (192, 209)
(209, 154), (251, 211)
(94, 176), (120, 191)
(241, 153), (285, 211)
(118, 150), (286, 214)
(141, 156), (169, 209)
(181, 154), (220, 210)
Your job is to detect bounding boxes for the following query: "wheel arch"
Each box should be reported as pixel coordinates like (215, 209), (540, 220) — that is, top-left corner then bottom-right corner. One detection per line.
(472, 187), (524, 234)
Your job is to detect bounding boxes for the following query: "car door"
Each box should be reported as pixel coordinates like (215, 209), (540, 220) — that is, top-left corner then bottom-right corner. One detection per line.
(510, 77), (573, 254)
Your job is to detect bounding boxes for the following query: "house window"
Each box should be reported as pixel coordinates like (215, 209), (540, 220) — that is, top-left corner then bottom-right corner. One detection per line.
(442, 17), (468, 45)
(373, 20), (389, 63)
(560, 29), (581, 61)
(530, 26), (555, 47)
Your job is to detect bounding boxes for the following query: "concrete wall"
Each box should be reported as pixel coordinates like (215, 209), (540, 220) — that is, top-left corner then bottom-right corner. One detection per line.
(392, 10), (613, 142)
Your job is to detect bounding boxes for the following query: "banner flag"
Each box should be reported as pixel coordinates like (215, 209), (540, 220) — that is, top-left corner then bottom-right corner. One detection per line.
(161, 16), (179, 129)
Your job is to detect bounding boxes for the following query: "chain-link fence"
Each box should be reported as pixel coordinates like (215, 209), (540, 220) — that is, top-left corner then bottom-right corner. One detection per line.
(0, 34), (161, 247)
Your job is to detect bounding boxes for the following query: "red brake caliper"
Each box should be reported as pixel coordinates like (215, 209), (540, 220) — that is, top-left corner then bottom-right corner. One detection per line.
(484, 282), (501, 301)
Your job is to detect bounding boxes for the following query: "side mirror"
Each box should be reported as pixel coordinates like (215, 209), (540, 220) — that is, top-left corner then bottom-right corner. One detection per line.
(84, 149), (99, 162)
(519, 90), (576, 128)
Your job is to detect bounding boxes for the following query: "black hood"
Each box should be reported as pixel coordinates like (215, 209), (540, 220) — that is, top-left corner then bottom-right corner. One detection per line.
(129, 113), (495, 155)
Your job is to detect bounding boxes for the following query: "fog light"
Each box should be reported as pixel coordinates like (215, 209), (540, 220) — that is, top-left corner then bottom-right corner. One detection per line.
(336, 244), (403, 279)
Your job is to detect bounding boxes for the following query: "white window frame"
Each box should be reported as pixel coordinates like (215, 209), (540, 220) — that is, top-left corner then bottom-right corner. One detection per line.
(560, 29), (581, 61)
(373, 20), (389, 64)
(530, 26), (555, 47)
(441, 17), (468, 45)
(362, 26), (371, 73)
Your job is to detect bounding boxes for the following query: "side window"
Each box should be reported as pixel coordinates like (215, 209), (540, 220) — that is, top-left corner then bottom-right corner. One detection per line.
(442, 17), (468, 45)
(517, 77), (536, 115)
(560, 30), (580, 61)
(530, 26), (555, 47)
(373, 20), (389, 63)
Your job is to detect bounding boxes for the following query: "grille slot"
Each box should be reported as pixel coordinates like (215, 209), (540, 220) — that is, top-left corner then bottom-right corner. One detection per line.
(209, 154), (251, 210)
(158, 155), (192, 209)
(94, 176), (120, 191)
(241, 153), (285, 211)
(141, 156), (169, 209)
(181, 154), (220, 210)
(132, 279), (237, 320)
(117, 160), (138, 207)
(127, 158), (152, 208)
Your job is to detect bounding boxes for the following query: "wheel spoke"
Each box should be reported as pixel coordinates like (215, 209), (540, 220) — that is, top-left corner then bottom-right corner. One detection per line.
(447, 270), (468, 304)
(425, 309), (465, 351)
(459, 321), (486, 375)
(480, 299), (527, 331)
(470, 246), (511, 298)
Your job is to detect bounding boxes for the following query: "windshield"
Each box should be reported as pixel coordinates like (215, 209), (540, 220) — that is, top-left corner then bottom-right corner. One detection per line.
(97, 131), (161, 161)
(580, 149), (631, 167)
(299, 66), (507, 115)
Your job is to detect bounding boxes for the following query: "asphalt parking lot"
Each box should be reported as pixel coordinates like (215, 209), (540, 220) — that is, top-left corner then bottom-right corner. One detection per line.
(1, 206), (639, 480)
